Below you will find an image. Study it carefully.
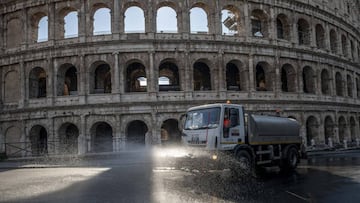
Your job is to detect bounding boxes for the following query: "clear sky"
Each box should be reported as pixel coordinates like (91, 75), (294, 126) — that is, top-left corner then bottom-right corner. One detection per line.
(37, 6), (236, 41)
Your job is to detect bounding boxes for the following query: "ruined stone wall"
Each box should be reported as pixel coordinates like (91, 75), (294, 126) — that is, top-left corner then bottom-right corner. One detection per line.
(0, 0), (359, 157)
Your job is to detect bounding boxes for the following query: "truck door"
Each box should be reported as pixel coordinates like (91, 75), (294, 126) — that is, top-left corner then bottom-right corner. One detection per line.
(222, 107), (243, 146)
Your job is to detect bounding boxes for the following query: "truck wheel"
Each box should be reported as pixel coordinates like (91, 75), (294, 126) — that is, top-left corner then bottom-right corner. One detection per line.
(235, 150), (252, 174)
(280, 147), (299, 171)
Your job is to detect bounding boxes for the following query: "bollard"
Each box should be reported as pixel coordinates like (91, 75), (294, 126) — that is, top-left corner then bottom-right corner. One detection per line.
(344, 139), (348, 149)
(328, 137), (333, 148)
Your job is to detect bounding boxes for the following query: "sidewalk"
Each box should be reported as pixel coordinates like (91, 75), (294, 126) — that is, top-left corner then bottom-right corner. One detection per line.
(306, 146), (360, 157)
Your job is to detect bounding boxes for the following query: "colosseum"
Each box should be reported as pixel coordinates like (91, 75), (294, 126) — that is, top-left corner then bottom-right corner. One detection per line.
(0, 0), (359, 157)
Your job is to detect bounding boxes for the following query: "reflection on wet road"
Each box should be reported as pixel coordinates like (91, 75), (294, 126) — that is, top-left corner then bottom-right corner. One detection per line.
(0, 149), (359, 203)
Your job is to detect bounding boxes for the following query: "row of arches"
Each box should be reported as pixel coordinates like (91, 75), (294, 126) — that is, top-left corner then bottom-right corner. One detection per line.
(3, 59), (359, 103)
(3, 119), (181, 157)
(4, 2), (360, 62)
(306, 115), (359, 146)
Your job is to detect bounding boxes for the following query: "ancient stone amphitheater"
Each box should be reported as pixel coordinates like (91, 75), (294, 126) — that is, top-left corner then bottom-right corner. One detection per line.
(0, 0), (359, 157)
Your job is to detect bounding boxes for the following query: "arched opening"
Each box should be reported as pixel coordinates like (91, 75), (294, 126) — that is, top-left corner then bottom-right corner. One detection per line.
(321, 69), (331, 95)
(161, 119), (181, 145)
(335, 72), (343, 96)
(64, 11), (78, 38)
(306, 116), (318, 146)
(347, 75), (353, 98)
(4, 127), (22, 157)
(276, 14), (290, 40)
(93, 8), (111, 35)
(226, 62), (240, 91)
(221, 7), (239, 35)
(350, 117), (356, 142)
(29, 125), (48, 156)
(126, 120), (148, 147)
(324, 116), (334, 145)
(190, 7), (208, 33)
(338, 116), (347, 142)
(193, 61), (211, 91)
(31, 13), (48, 43)
(302, 66), (315, 94)
(7, 18), (22, 48)
(281, 64), (296, 92)
(91, 122), (113, 153)
(124, 6), (145, 33)
(58, 123), (79, 154)
(297, 19), (310, 45)
(315, 24), (325, 49)
(57, 64), (78, 96)
(251, 9), (268, 37)
(330, 29), (337, 53)
(4, 71), (20, 103)
(29, 67), (47, 98)
(341, 35), (348, 57)
(255, 62), (273, 91)
(159, 61), (180, 91)
(126, 62), (147, 92)
(156, 6), (177, 33)
(91, 62), (111, 94)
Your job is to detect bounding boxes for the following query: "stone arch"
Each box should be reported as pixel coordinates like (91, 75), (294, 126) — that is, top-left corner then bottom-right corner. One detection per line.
(124, 6), (145, 33)
(4, 71), (20, 103)
(93, 6), (112, 35)
(159, 59), (180, 91)
(58, 122), (79, 154)
(190, 4), (209, 33)
(90, 61), (112, 94)
(306, 116), (319, 146)
(349, 116), (356, 142)
(276, 13), (290, 40)
(126, 120), (148, 147)
(29, 125), (48, 156)
(4, 126), (22, 157)
(341, 35), (348, 57)
(255, 61), (273, 91)
(7, 17), (23, 48)
(281, 64), (296, 92)
(347, 74), (353, 97)
(324, 116), (334, 144)
(329, 29), (338, 53)
(193, 60), (212, 91)
(221, 5), (241, 35)
(302, 66), (315, 94)
(335, 72), (344, 96)
(156, 6), (178, 33)
(338, 116), (347, 142)
(321, 69), (331, 95)
(297, 18), (310, 45)
(90, 122), (113, 153)
(58, 7), (78, 39)
(30, 12), (48, 43)
(29, 67), (47, 98)
(226, 60), (244, 91)
(161, 119), (181, 145)
(251, 9), (268, 38)
(125, 61), (147, 92)
(315, 24), (326, 49)
(57, 64), (78, 96)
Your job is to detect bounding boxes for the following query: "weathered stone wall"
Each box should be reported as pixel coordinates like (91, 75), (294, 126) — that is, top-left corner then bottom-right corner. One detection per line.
(0, 0), (359, 157)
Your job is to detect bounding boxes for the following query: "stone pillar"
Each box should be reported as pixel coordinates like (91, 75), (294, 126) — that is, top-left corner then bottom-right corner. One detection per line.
(21, 8), (29, 49)
(48, 3), (56, 42)
(114, 115), (122, 151)
(119, 53), (125, 94)
(218, 50), (225, 91)
(78, 55), (87, 104)
(113, 0), (120, 34)
(316, 62), (322, 96)
(148, 51), (156, 93)
(181, 2), (190, 34)
(243, 2), (250, 40)
(78, 1), (87, 42)
(248, 54), (255, 91)
(0, 129), (4, 153)
(145, 1), (154, 33)
(211, 1), (221, 35)
(19, 62), (26, 108)
(113, 52), (120, 94)
(291, 12), (298, 45)
(310, 16), (316, 48)
(330, 65), (336, 97)
(324, 22), (331, 52)
(274, 55), (280, 95)
(79, 115), (87, 154)
(46, 57), (54, 100)
(0, 14), (4, 52)
(268, 7), (276, 40)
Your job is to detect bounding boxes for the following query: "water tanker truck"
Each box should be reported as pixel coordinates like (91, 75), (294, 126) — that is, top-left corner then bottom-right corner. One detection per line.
(181, 103), (302, 172)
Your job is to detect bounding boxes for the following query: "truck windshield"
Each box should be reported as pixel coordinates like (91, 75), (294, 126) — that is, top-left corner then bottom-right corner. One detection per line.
(184, 107), (220, 130)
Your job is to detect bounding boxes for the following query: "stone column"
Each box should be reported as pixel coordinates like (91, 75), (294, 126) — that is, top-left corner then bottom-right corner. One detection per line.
(218, 50), (225, 92)
(148, 51), (156, 93)
(78, 54), (87, 104)
(181, 2), (190, 34)
(113, 52), (120, 94)
(145, 1), (155, 33)
(0, 129), (4, 153)
(19, 61), (26, 108)
(78, 1), (87, 42)
(79, 115), (87, 154)
(310, 16), (316, 48)
(248, 54), (255, 92)
(324, 22), (331, 52)
(46, 57), (54, 105)
(119, 53), (125, 94)
(48, 3), (56, 42)
(243, 2), (250, 40)
(0, 14), (4, 52)
(291, 12), (298, 45)
(268, 7), (276, 40)
(113, 0), (120, 34)
(21, 8), (29, 49)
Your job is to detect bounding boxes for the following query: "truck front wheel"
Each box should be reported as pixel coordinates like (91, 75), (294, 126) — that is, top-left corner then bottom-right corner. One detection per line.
(235, 150), (253, 174)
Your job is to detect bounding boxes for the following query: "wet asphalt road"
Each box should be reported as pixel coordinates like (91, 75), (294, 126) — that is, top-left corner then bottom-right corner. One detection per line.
(0, 148), (359, 203)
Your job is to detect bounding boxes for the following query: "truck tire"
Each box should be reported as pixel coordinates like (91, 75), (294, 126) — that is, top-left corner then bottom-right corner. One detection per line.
(235, 150), (253, 174)
(280, 146), (299, 171)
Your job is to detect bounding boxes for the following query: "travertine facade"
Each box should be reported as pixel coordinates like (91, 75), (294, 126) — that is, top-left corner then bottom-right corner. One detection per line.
(0, 0), (359, 157)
